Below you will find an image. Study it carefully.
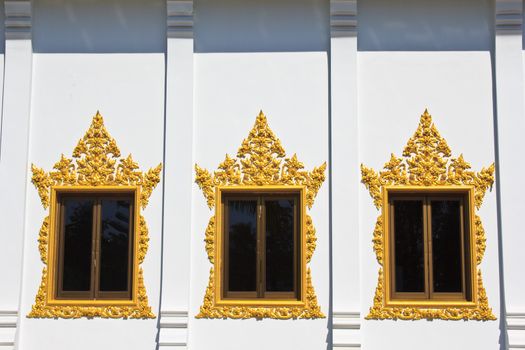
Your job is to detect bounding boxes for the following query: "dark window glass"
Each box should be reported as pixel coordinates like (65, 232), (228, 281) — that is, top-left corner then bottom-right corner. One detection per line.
(227, 200), (257, 292)
(265, 199), (295, 292)
(62, 198), (94, 292)
(99, 199), (131, 292)
(393, 200), (425, 293)
(431, 200), (462, 293)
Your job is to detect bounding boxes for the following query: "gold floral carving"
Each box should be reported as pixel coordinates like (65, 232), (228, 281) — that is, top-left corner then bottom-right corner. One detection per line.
(31, 112), (162, 210)
(28, 111), (161, 319)
(196, 268), (323, 319)
(361, 109), (496, 321)
(194, 111), (326, 319)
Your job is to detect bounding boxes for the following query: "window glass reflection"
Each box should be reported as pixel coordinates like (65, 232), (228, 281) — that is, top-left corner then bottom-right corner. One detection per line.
(431, 200), (462, 293)
(393, 200), (425, 293)
(265, 199), (295, 292)
(228, 200), (257, 292)
(62, 198), (94, 292)
(99, 199), (131, 292)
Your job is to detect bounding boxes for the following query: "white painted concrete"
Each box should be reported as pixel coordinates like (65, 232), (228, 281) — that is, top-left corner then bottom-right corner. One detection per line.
(194, 0), (329, 52)
(17, 53), (165, 350)
(359, 51), (500, 350)
(32, 0), (166, 53)
(191, 52), (329, 350)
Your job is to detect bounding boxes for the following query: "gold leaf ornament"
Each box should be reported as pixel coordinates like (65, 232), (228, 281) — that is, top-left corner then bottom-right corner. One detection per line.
(361, 109), (496, 321)
(28, 111), (162, 319)
(195, 111), (326, 319)
(31, 111), (162, 210)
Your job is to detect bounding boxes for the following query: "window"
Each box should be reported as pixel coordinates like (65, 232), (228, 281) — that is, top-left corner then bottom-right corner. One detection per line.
(387, 191), (473, 303)
(54, 191), (135, 301)
(220, 191), (302, 302)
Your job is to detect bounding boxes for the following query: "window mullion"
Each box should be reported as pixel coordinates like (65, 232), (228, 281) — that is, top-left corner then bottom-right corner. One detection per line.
(256, 197), (263, 298)
(459, 198), (467, 299)
(92, 199), (101, 300)
(57, 199), (66, 296)
(425, 197), (433, 300)
(260, 196), (266, 298)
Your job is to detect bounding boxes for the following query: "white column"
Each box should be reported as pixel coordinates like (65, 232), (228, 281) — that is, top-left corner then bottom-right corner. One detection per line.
(330, 1), (361, 349)
(157, 1), (193, 349)
(0, 1), (31, 349)
(495, 0), (525, 348)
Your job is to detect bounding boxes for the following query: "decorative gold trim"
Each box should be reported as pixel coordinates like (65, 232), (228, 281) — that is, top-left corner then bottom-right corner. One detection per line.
(361, 109), (496, 321)
(28, 111), (161, 319)
(194, 111), (326, 319)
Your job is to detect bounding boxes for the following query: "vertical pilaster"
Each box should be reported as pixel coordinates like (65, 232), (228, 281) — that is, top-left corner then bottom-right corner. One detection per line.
(0, 1), (32, 349)
(330, 1), (361, 349)
(495, 0), (525, 348)
(157, 1), (193, 349)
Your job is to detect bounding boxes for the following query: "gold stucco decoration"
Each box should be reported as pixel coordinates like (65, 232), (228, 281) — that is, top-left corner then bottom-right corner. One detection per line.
(31, 112), (162, 210)
(28, 111), (161, 319)
(194, 111), (326, 319)
(361, 109), (496, 321)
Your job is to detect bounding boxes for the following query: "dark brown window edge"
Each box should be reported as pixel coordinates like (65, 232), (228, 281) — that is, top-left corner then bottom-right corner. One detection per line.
(388, 191), (472, 303)
(221, 191), (302, 301)
(54, 191), (135, 301)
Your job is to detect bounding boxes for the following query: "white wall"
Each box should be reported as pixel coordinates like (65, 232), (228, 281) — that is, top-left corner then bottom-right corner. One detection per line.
(191, 52), (329, 350)
(1, 0), (519, 349)
(358, 52), (500, 350)
(16, 0), (166, 349)
(358, 0), (493, 51)
(18, 53), (165, 350)
(33, 0), (165, 53)
(194, 0), (329, 52)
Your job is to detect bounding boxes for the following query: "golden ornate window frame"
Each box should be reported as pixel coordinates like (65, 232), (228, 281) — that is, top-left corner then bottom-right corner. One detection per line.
(361, 109), (496, 321)
(214, 185), (307, 307)
(382, 186), (477, 308)
(194, 111), (326, 319)
(28, 112), (162, 319)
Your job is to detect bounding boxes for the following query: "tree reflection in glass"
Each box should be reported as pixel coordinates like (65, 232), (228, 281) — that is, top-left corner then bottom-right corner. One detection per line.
(99, 199), (131, 292)
(265, 199), (295, 292)
(228, 200), (257, 292)
(62, 198), (94, 291)
(393, 200), (425, 293)
(431, 200), (462, 293)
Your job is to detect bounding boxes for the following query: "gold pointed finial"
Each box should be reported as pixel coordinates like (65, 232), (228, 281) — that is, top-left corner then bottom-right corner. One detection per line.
(31, 111), (162, 208)
(195, 110), (326, 208)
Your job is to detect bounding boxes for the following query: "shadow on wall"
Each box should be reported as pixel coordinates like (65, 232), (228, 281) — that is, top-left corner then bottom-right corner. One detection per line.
(358, 0), (493, 51)
(194, 0), (329, 53)
(32, 0), (166, 53)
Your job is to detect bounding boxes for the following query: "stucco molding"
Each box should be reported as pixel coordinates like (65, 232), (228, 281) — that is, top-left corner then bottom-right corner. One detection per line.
(330, 0), (356, 37)
(496, 0), (522, 34)
(158, 311), (188, 349)
(333, 311), (361, 349)
(5, 0), (31, 40)
(167, 0), (193, 39)
(508, 313), (525, 349)
(0, 311), (17, 349)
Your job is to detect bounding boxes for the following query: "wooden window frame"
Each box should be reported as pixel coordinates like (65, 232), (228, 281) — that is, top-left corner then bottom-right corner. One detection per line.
(214, 186), (307, 307)
(45, 186), (141, 307)
(383, 186), (478, 308)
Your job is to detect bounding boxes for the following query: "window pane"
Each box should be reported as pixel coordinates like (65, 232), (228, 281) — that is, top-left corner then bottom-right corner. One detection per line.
(431, 200), (463, 293)
(227, 200), (257, 292)
(62, 198), (94, 292)
(265, 199), (295, 292)
(393, 200), (425, 293)
(99, 199), (132, 292)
